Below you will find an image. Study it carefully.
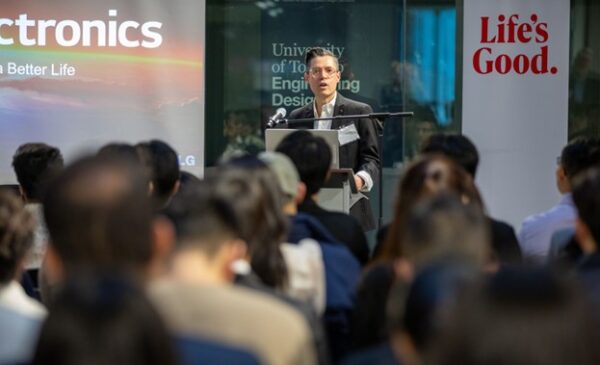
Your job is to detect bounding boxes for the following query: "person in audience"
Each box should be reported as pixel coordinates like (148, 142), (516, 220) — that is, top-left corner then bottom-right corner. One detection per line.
(41, 156), (158, 301)
(519, 138), (600, 263)
(208, 164), (329, 364)
(570, 167), (600, 325)
(343, 260), (478, 365)
(0, 191), (46, 365)
(258, 151), (361, 363)
(12, 143), (64, 277)
(420, 133), (521, 263)
(276, 130), (370, 266)
(209, 160), (325, 310)
(135, 140), (181, 209)
(32, 274), (178, 365)
(151, 182), (316, 365)
(430, 267), (600, 365)
(352, 156), (492, 352)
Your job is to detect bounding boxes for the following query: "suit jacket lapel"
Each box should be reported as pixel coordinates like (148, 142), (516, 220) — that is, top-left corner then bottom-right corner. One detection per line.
(332, 93), (346, 130)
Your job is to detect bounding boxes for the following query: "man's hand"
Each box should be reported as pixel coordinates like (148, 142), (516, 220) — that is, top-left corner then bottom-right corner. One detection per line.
(354, 175), (364, 191)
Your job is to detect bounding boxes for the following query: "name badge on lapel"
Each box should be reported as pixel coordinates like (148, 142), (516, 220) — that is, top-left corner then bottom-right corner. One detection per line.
(338, 123), (360, 146)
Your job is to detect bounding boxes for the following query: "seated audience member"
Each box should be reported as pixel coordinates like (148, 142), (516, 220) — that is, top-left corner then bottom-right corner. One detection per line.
(430, 267), (600, 365)
(32, 274), (178, 365)
(343, 260), (478, 365)
(519, 138), (600, 263)
(352, 156), (492, 352)
(571, 168), (600, 320)
(208, 165), (329, 364)
(135, 140), (181, 209)
(41, 156), (157, 300)
(420, 133), (521, 263)
(0, 192), (46, 364)
(178, 171), (202, 190)
(152, 182), (316, 365)
(12, 143), (64, 279)
(258, 151), (361, 363)
(276, 130), (370, 266)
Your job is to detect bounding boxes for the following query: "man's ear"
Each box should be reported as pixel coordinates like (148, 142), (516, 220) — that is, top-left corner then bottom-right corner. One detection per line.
(304, 72), (310, 82)
(222, 239), (248, 281)
(393, 258), (414, 283)
(149, 216), (175, 278)
(575, 217), (597, 254)
(171, 180), (181, 197)
(18, 186), (27, 203)
(295, 182), (307, 204)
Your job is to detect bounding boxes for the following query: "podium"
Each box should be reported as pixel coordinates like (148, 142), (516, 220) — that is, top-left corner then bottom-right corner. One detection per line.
(265, 128), (364, 214)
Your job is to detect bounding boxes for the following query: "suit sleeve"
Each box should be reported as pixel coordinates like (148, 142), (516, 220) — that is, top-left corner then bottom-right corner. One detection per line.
(356, 104), (380, 184)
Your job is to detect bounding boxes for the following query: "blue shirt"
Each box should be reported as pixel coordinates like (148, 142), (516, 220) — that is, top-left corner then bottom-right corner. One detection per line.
(518, 193), (577, 263)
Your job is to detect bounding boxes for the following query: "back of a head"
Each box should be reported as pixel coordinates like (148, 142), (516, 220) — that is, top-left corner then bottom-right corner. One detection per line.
(560, 138), (600, 184)
(420, 133), (479, 178)
(43, 156), (153, 276)
(276, 130), (332, 198)
(572, 167), (600, 246)
(162, 179), (240, 257)
(431, 267), (600, 365)
(32, 274), (177, 365)
(206, 164), (289, 289)
(402, 193), (490, 269)
(0, 192), (35, 285)
(136, 140), (180, 203)
(12, 143), (64, 202)
(379, 155), (484, 261)
(97, 143), (140, 164)
(388, 261), (479, 353)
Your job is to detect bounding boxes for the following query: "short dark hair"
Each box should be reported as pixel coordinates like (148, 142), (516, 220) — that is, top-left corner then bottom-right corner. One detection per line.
(97, 143), (141, 165)
(162, 179), (240, 257)
(12, 143), (64, 201)
(0, 192), (35, 284)
(136, 140), (180, 204)
(305, 47), (339, 69)
(43, 156), (153, 275)
(432, 267), (600, 365)
(33, 273), (178, 365)
(421, 134), (479, 178)
(572, 167), (600, 246)
(276, 130), (332, 197)
(560, 138), (600, 184)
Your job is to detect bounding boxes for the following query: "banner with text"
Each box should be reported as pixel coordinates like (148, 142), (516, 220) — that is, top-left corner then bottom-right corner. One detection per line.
(0, 0), (205, 182)
(462, 0), (570, 229)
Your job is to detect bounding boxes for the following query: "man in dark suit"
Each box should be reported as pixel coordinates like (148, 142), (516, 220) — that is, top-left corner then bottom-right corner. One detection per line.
(284, 47), (380, 230)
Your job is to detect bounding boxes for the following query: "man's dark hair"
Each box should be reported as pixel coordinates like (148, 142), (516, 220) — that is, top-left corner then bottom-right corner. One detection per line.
(12, 143), (64, 201)
(33, 273), (178, 365)
(276, 130), (332, 197)
(97, 143), (141, 165)
(43, 156), (153, 275)
(162, 180), (240, 257)
(572, 168), (600, 246)
(560, 138), (600, 184)
(0, 192), (35, 284)
(135, 140), (180, 205)
(421, 134), (479, 178)
(305, 47), (339, 68)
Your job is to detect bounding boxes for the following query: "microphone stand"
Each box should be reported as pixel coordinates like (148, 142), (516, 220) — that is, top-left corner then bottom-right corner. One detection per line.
(268, 111), (414, 231)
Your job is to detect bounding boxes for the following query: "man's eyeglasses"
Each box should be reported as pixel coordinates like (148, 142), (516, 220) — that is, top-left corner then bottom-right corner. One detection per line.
(308, 67), (338, 78)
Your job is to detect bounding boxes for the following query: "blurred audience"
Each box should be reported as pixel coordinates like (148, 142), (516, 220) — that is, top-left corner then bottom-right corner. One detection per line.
(430, 267), (600, 365)
(352, 156), (492, 352)
(152, 180), (317, 365)
(420, 133), (522, 263)
(519, 138), (600, 263)
(0, 192), (46, 364)
(135, 140), (181, 209)
(276, 130), (370, 266)
(12, 143), (63, 287)
(32, 274), (178, 365)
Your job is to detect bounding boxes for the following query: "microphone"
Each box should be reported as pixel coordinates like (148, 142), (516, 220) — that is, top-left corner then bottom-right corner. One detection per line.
(267, 108), (287, 128)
